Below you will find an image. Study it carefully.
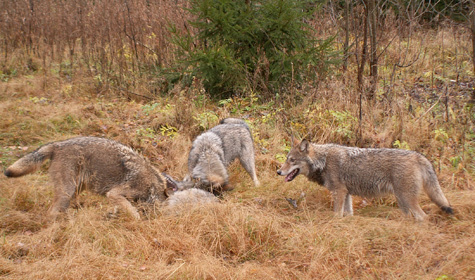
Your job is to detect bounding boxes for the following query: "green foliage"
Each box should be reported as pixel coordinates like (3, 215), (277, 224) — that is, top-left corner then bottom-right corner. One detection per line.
(0, 68), (17, 82)
(29, 97), (49, 104)
(136, 127), (156, 139)
(218, 92), (274, 114)
(349, 1), (471, 24)
(329, 110), (357, 139)
(435, 275), (454, 280)
(50, 114), (82, 133)
(426, 0), (471, 22)
(294, 105), (359, 142)
(141, 103), (160, 116)
(449, 156), (462, 168)
(141, 102), (174, 117)
(171, 0), (337, 98)
(193, 111), (219, 130)
(464, 131), (475, 174)
(433, 128), (449, 143)
(159, 124), (178, 138)
(275, 139), (291, 163)
(136, 125), (179, 144)
(393, 140), (411, 150)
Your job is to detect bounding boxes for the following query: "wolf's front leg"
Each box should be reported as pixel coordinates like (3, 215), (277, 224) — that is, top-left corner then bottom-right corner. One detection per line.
(238, 155), (260, 187)
(343, 194), (353, 216)
(331, 187), (349, 217)
(106, 186), (141, 220)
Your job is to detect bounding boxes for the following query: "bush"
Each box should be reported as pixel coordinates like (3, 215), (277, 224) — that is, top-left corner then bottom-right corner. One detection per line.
(171, 0), (337, 98)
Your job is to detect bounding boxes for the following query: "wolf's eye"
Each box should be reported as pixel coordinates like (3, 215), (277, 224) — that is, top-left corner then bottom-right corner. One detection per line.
(289, 158), (295, 163)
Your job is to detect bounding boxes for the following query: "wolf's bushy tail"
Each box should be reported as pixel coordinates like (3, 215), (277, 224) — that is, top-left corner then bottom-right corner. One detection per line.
(219, 118), (247, 125)
(4, 144), (54, 177)
(422, 162), (453, 215)
(219, 118), (251, 134)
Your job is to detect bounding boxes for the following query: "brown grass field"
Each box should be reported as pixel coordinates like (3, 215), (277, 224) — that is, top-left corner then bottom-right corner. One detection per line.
(1, 2), (474, 279)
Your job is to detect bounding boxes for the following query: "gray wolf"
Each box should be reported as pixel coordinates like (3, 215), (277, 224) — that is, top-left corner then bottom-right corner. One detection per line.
(4, 136), (182, 220)
(277, 139), (453, 221)
(187, 118), (259, 194)
(164, 188), (219, 211)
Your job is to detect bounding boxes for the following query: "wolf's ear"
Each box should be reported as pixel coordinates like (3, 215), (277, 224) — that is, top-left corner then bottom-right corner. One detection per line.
(299, 139), (309, 153)
(290, 131), (297, 148)
(292, 137), (300, 148)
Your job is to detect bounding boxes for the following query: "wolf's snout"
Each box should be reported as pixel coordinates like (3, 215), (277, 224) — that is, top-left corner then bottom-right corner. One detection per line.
(277, 170), (282, 176)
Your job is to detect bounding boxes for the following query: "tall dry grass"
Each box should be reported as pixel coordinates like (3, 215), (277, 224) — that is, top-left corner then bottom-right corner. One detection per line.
(1, 59), (474, 279)
(0, 2), (474, 279)
(0, 172), (473, 279)
(0, 0), (193, 99)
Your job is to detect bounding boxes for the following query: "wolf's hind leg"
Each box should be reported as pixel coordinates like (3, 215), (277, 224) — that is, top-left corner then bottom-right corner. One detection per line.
(49, 186), (77, 219)
(106, 186), (141, 220)
(409, 204), (427, 222)
(395, 190), (427, 221)
(48, 165), (79, 218)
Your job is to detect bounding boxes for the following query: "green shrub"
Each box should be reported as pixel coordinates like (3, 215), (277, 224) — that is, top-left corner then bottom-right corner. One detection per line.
(171, 0), (337, 98)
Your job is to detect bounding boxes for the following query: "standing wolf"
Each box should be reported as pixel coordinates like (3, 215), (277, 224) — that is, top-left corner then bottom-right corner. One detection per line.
(187, 118), (259, 194)
(4, 136), (182, 220)
(277, 139), (453, 221)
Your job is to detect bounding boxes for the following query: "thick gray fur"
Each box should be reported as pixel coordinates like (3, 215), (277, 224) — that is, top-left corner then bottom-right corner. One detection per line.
(4, 136), (181, 220)
(187, 118), (259, 193)
(277, 139), (453, 221)
(164, 188), (218, 209)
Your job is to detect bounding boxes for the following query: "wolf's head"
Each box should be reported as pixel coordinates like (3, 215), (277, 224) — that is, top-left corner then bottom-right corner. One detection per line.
(277, 139), (326, 182)
(188, 151), (230, 194)
(188, 173), (232, 195)
(162, 173), (195, 197)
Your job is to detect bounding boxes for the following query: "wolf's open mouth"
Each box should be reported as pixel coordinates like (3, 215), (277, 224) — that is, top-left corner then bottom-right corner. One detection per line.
(162, 173), (178, 191)
(285, 168), (300, 182)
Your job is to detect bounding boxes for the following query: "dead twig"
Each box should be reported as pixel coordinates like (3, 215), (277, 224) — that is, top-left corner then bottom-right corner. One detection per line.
(414, 95), (443, 123)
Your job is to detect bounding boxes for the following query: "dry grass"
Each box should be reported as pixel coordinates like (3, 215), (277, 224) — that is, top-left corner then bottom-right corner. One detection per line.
(1, 172), (474, 279)
(1, 73), (474, 279)
(1, 4), (474, 279)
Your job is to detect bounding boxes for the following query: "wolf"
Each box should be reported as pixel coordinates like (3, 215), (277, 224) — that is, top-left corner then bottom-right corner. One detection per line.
(186, 118), (259, 194)
(163, 188), (219, 210)
(4, 136), (184, 220)
(277, 139), (453, 221)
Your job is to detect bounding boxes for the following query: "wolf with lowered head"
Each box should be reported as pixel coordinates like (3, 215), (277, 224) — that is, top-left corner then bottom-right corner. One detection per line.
(277, 139), (453, 221)
(4, 136), (183, 220)
(186, 118), (259, 194)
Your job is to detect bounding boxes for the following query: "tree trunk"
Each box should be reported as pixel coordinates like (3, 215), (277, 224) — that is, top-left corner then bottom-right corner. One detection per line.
(343, 0), (350, 71)
(356, 2), (369, 146)
(368, 0), (377, 99)
(357, 3), (368, 93)
(471, 0), (475, 74)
